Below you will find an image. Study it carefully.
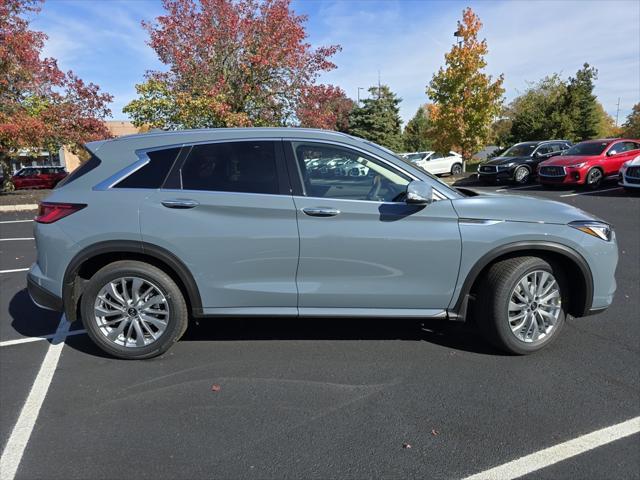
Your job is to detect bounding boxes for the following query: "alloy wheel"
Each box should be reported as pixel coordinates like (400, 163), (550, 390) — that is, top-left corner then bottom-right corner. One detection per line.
(452, 164), (462, 175)
(507, 270), (561, 343)
(93, 276), (170, 348)
(587, 168), (602, 187)
(514, 166), (529, 183)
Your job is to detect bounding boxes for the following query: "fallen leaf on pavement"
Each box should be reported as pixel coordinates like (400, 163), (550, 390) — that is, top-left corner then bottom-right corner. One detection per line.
(211, 384), (221, 392)
(431, 429), (440, 436)
(402, 443), (412, 449)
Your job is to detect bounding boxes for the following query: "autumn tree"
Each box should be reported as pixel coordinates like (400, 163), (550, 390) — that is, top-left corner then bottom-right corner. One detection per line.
(622, 103), (640, 138)
(499, 67), (616, 144)
(0, 0), (112, 190)
(403, 106), (431, 151)
(427, 8), (504, 161)
(124, 0), (340, 129)
(348, 85), (403, 151)
(297, 84), (354, 131)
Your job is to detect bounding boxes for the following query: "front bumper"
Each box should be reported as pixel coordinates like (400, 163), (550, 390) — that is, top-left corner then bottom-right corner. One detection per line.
(27, 272), (63, 312)
(619, 171), (640, 189)
(477, 168), (514, 183)
(538, 167), (587, 185)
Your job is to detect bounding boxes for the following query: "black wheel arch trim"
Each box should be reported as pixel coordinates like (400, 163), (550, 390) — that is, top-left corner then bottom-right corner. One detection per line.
(63, 240), (204, 321)
(447, 241), (594, 321)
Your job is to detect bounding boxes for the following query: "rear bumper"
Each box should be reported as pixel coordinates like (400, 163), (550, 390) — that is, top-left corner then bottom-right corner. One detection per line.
(27, 272), (63, 312)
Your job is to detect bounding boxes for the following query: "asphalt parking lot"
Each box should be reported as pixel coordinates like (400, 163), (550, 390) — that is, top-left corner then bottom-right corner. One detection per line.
(1, 183), (638, 480)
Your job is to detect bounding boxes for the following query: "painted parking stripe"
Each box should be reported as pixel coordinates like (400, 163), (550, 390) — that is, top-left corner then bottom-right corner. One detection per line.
(496, 185), (540, 192)
(0, 329), (86, 348)
(560, 187), (622, 197)
(0, 268), (29, 274)
(0, 316), (70, 480)
(463, 416), (640, 480)
(0, 238), (34, 242)
(0, 219), (33, 224)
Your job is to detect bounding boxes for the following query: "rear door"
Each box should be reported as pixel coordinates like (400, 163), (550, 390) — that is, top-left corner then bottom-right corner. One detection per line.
(139, 139), (300, 315)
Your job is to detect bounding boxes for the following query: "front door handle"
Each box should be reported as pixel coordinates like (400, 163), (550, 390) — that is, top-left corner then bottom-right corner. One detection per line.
(302, 207), (340, 217)
(161, 198), (199, 209)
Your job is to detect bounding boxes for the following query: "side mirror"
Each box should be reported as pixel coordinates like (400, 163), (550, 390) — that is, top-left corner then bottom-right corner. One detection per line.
(608, 150), (617, 156)
(406, 180), (433, 205)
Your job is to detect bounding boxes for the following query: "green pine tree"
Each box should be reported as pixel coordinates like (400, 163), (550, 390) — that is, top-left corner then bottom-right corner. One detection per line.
(564, 63), (600, 141)
(403, 106), (432, 151)
(348, 85), (403, 151)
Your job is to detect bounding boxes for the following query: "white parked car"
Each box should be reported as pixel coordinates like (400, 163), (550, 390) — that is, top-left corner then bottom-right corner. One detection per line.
(400, 151), (463, 176)
(619, 154), (640, 192)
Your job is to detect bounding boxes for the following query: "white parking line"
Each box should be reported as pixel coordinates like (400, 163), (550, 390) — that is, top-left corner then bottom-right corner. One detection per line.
(0, 329), (86, 348)
(560, 187), (622, 197)
(0, 268), (29, 274)
(0, 316), (70, 480)
(0, 238), (34, 242)
(0, 219), (33, 224)
(463, 416), (640, 480)
(496, 185), (539, 192)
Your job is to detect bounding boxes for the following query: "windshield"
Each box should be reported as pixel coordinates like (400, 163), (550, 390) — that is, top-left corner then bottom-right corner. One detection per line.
(564, 142), (608, 156)
(404, 153), (427, 162)
(501, 144), (536, 157)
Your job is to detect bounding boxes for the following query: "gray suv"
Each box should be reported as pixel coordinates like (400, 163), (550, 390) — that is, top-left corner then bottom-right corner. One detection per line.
(28, 128), (618, 359)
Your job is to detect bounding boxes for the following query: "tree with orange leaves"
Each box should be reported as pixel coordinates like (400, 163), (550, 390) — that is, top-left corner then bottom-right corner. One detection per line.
(427, 8), (504, 162)
(124, 0), (340, 129)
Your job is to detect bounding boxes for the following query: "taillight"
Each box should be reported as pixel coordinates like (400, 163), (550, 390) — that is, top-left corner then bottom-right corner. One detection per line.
(35, 202), (86, 224)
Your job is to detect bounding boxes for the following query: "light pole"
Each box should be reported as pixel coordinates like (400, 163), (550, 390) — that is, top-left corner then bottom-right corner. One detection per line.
(454, 29), (463, 47)
(357, 87), (365, 104)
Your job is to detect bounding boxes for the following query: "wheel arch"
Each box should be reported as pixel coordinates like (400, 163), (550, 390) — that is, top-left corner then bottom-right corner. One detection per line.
(449, 241), (593, 321)
(63, 240), (203, 322)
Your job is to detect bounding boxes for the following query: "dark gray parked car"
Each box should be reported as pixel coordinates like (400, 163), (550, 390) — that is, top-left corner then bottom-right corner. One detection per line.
(28, 128), (618, 359)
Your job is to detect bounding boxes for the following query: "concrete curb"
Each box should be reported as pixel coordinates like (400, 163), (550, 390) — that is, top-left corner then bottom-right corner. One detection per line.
(0, 204), (38, 212)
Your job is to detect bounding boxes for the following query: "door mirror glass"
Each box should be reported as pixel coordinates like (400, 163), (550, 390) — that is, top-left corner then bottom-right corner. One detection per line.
(608, 149), (618, 156)
(406, 181), (433, 205)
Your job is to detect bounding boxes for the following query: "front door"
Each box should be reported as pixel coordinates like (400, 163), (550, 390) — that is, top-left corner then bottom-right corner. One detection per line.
(287, 141), (461, 315)
(139, 140), (300, 315)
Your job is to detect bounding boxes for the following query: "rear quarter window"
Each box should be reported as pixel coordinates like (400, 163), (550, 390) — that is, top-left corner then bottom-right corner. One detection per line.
(115, 147), (181, 189)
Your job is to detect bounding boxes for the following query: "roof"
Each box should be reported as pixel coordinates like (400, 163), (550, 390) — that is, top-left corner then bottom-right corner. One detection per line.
(110, 127), (353, 142)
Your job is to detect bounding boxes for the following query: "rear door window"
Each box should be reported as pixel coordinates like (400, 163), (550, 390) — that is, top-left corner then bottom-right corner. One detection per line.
(179, 141), (280, 195)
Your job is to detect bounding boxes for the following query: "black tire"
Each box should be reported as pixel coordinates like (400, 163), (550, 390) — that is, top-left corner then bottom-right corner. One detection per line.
(451, 163), (463, 176)
(80, 260), (188, 359)
(475, 256), (567, 355)
(585, 167), (603, 189)
(513, 165), (531, 185)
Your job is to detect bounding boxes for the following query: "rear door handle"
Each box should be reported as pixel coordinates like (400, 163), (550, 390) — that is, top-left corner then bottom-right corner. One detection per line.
(161, 198), (199, 209)
(302, 207), (340, 217)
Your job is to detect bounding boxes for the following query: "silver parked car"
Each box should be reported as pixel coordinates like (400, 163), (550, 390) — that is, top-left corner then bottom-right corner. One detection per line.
(28, 128), (618, 359)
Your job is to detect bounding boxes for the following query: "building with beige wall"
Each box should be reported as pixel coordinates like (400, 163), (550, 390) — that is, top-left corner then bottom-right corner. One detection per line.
(59, 121), (143, 172)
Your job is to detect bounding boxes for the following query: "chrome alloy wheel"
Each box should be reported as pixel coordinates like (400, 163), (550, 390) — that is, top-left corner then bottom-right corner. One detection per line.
(514, 166), (529, 183)
(587, 168), (602, 186)
(508, 270), (561, 343)
(93, 277), (170, 348)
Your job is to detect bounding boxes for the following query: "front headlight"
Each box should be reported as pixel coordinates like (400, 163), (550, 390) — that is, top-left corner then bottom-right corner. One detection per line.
(567, 162), (586, 168)
(569, 220), (613, 241)
(499, 162), (515, 169)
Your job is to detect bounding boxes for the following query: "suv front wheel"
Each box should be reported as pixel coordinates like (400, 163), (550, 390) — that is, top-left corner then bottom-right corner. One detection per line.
(80, 260), (189, 359)
(476, 256), (567, 354)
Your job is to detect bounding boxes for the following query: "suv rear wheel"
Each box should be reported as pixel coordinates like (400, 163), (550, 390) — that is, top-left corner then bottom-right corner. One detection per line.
(80, 260), (188, 359)
(476, 256), (566, 354)
(450, 163), (463, 175)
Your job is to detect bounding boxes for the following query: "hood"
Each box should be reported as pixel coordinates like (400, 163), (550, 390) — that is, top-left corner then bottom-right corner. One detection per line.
(451, 193), (598, 225)
(623, 154), (640, 167)
(539, 155), (593, 166)
(483, 156), (528, 166)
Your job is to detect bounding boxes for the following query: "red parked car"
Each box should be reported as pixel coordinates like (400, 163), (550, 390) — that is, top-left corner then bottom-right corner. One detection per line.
(11, 166), (68, 190)
(538, 138), (640, 189)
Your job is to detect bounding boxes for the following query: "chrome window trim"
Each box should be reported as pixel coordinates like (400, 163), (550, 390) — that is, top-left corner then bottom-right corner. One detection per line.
(92, 136), (450, 201)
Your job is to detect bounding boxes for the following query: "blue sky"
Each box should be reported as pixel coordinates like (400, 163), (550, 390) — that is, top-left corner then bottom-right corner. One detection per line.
(32, 0), (640, 125)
